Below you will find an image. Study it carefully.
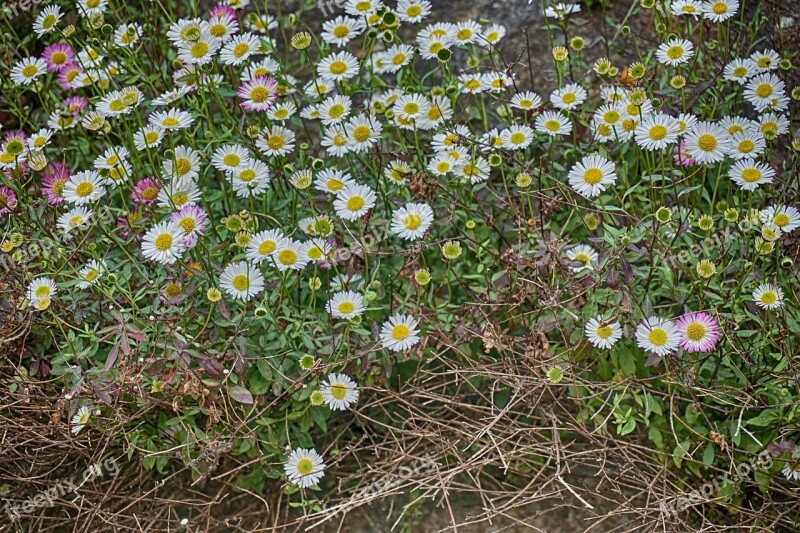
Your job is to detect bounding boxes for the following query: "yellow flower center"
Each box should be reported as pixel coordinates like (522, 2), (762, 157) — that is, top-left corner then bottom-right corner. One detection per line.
(267, 135), (285, 150)
(545, 119), (561, 132)
(307, 247), (323, 260)
(278, 249), (297, 265)
(649, 125), (667, 141)
(250, 86), (270, 103)
(22, 65), (38, 78)
(223, 154), (241, 167)
(174, 158), (191, 176)
(574, 252), (590, 265)
(171, 193), (189, 206)
(327, 179), (343, 191)
(327, 104), (345, 119)
(392, 53), (407, 65)
(648, 328), (667, 346)
(51, 51), (67, 65)
(296, 458), (314, 476)
(352, 125), (370, 143)
(712, 2), (727, 14)
(329, 61), (347, 75)
(465, 79), (480, 90)
(258, 240), (276, 255)
(596, 325), (612, 339)
(231, 274), (249, 291)
(178, 217), (195, 233)
(347, 196), (365, 211)
(436, 161), (451, 173)
(69, 215), (84, 226)
(190, 42), (209, 58)
(333, 134), (348, 147)
(392, 324), (410, 340)
(666, 46), (684, 60)
(757, 57), (771, 68)
(154, 234), (173, 251)
(404, 213), (422, 230)
(75, 182), (94, 197)
(685, 322), (706, 341)
(583, 168), (603, 185)
(741, 168), (761, 182)
(733, 66), (747, 77)
(407, 5), (421, 16)
(760, 292), (777, 305)
(756, 83), (773, 98)
(696, 133), (717, 151)
(603, 110), (620, 123)
(456, 28), (473, 40)
(562, 93), (576, 104)
(239, 169), (256, 182)
(233, 42), (249, 57)
(84, 269), (100, 282)
(162, 117), (180, 128)
(509, 132), (526, 145)
(142, 187), (158, 201)
(330, 383), (348, 399)
(209, 24), (226, 38)
(773, 213), (789, 227)
(333, 25), (350, 38)
(338, 302), (355, 314)
(145, 131), (159, 144)
(42, 13), (57, 28)
(738, 140), (754, 153)
(35, 286), (51, 297)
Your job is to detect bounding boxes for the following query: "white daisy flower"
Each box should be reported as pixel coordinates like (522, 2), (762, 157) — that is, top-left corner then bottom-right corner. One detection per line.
(27, 128), (53, 151)
(749, 48), (780, 72)
(140, 222), (186, 265)
(320, 373), (359, 411)
(315, 169), (354, 194)
(322, 126), (351, 157)
(317, 51), (360, 82)
(380, 314), (421, 352)
(219, 32), (261, 65)
(327, 290), (365, 320)
(322, 15), (365, 47)
(11, 57), (47, 85)
(63, 170), (106, 205)
(566, 244), (599, 273)
(584, 316), (623, 349)
(272, 239), (309, 272)
(177, 33), (221, 65)
(511, 91), (542, 111)
(744, 73), (786, 113)
(752, 283), (783, 310)
(93, 146), (129, 171)
(702, 0), (738, 22)
(284, 448), (326, 488)
(656, 37), (694, 66)
(76, 0), (108, 16)
(219, 262), (265, 301)
(456, 157), (490, 184)
(33, 5), (63, 36)
(133, 126), (165, 151)
(71, 406), (91, 435)
(114, 23), (142, 47)
(77, 259), (106, 289)
(162, 146), (201, 181)
(535, 111), (572, 137)
(729, 130), (766, 160)
(480, 23), (507, 47)
(568, 155), (617, 198)
(757, 112), (790, 139)
(301, 238), (333, 262)
(684, 121), (732, 164)
(318, 95), (352, 125)
(458, 73), (486, 94)
(761, 205), (800, 233)
(28, 277), (57, 303)
(345, 0), (380, 16)
(723, 58), (757, 84)
(149, 108), (195, 131)
(267, 102), (296, 122)
(550, 83), (587, 110)
(207, 13), (239, 41)
(397, 0), (432, 23)
(345, 114), (382, 152)
(671, 0), (703, 17)
(156, 179), (202, 209)
(246, 229), (285, 264)
(57, 207), (93, 234)
(501, 125), (535, 150)
(256, 125), (296, 157)
(391, 203), (434, 241)
(334, 183), (377, 221)
(231, 159), (271, 197)
(635, 317), (680, 356)
(634, 114), (681, 151)
(728, 159), (775, 191)
(212, 144), (250, 173)
(377, 44), (415, 74)
(454, 20), (481, 45)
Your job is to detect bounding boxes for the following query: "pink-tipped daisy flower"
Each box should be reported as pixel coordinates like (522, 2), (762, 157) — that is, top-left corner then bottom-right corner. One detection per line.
(676, 311), (720, 353)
